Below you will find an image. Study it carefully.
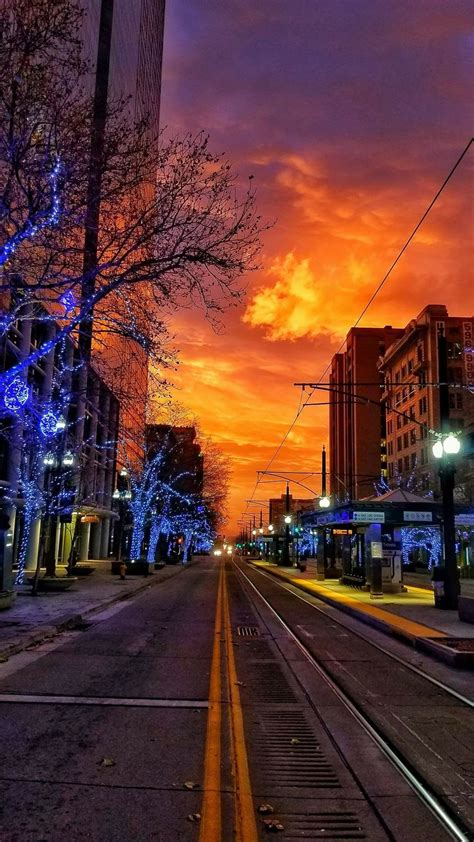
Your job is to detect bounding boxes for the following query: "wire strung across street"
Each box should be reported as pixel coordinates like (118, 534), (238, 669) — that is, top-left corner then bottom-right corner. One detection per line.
(243, 137), (474, 518)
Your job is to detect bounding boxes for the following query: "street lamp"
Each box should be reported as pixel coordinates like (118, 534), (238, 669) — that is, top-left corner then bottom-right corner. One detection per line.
(434, 326), (461, 610)
(113, 469), (132, 561)
(281, 483), (291, 566)
(319, 495), (330, 508)
(432, 431), (461, 609)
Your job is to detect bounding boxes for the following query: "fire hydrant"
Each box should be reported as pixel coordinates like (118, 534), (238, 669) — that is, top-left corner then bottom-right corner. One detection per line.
(119, 562), (127, 580)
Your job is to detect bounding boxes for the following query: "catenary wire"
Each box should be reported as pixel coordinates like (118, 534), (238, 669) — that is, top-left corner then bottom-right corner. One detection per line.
(241, 137), (473, 525)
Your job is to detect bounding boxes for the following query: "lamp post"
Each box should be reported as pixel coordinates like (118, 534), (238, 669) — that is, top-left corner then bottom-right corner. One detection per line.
(433, 326), (460, 609)
(432, 433), (460, 609)
(281, 483), (291, 566)
(113, 467), (132, 562)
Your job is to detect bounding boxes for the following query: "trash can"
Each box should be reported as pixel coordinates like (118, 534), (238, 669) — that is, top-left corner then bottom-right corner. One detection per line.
(432, 565), (446, 609)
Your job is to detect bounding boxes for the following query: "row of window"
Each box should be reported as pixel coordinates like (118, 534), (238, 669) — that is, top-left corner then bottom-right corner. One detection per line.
(388, 448), (429, 476)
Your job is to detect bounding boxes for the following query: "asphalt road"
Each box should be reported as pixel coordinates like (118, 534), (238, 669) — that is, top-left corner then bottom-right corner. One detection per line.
(0, 556), (468, 841)
(0, 559), (221, 842)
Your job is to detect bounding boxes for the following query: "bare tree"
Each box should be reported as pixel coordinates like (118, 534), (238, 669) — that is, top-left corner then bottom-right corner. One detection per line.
(1, 0), (264, 389)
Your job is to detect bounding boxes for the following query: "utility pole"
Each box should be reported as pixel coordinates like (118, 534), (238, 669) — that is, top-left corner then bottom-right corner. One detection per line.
(281, 483), (291, 566)
(437, 327), (459, 609)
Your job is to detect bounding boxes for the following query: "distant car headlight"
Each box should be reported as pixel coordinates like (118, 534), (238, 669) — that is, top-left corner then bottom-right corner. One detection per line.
(213, 549), (222, 556)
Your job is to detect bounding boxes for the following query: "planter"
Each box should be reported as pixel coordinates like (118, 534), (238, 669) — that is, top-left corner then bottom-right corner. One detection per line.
(28, 576), (78, 592)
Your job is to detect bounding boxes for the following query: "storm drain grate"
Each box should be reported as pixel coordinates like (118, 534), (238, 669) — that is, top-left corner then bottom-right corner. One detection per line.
(273, 810), (366, 839)
(254, 709), (341, 789)
(243, 662), (297, 704)
(237, 625), (260, 637)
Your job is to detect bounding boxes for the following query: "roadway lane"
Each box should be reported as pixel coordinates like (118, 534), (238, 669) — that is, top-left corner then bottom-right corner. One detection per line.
(0, 558), (222, 842)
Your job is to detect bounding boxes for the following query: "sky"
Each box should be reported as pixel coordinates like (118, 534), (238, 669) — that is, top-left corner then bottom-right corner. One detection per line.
(160, 0), (473, 536)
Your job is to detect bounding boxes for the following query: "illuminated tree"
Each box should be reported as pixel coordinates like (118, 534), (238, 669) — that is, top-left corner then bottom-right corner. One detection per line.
(1, 1), (263, 390)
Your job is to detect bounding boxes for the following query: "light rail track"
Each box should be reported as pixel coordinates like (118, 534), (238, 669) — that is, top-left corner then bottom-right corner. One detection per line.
(235, 561), (473, 842)
(250, 563), (474, 708)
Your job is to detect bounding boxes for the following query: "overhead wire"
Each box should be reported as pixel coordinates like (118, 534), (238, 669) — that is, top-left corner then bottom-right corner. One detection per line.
(241, 137), (473, 525)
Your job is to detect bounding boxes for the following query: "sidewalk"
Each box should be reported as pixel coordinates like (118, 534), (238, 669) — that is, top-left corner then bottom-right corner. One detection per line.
(0, 560), (194, 661)
(250, 560), (474, 668)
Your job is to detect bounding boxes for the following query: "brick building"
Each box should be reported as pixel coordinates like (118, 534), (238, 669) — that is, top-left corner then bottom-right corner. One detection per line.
(329, 325), (403, 501)
(380, 305), (474, 498)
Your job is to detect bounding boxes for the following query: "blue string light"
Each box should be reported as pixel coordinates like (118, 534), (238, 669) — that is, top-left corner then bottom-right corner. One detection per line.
(0, 159), (62, 268)
(40, 410), (60, 437)
(400, 527), (442, 569)
(3, 377), (29, 412)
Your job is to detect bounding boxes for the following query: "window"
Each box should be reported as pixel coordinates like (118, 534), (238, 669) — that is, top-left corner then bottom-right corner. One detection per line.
(404, 456), (410, 471)
(419, 371), (427, 386)
(409, 405), (416, 420)
(409, 383), (415, 398)
(447, 366), (463, 384)
(403, 413), (409, 426)
(447, 341), (462, 359)
(410, 429), (417, 445)
(397, 436), (402, 451)
(395, 370), (401, 384)
(408, 358), (414, 373)
(395, 391), (402, 406)
(402, 387), (408, 402)
(410, 452), (417, 469)
(396, 415), (402, 429)
(387, 441), (393, 456)
(403, 432), (409, 448)
(417, 344), (424, 363)
(419, 396), (427, 415)
(419, 426), (427, 441)
(401, 365), (407, 379)
(397, 458), (403, 474)
(387, 420), (393, 435)
(388, 462), (393, 478)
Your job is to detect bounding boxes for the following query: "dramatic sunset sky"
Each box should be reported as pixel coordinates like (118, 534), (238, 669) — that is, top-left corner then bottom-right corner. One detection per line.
(160, 0), (473, 535)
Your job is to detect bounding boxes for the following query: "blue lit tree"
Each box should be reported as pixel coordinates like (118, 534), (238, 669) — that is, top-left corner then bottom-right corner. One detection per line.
(1, 0), (262, 592)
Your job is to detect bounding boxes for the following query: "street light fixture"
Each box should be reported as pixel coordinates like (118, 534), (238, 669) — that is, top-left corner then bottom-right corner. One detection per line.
(62, 451), (74, 467)
(319, 495), (331, 508)
(284, 515), (292, 525)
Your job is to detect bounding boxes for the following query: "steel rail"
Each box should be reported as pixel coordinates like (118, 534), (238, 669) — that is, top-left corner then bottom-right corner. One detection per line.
(250, 563), (474, 709)
(235, 561), (472, 842)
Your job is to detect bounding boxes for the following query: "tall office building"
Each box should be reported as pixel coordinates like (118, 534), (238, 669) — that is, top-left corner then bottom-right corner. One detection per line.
(81, 0), (166, 460)
(329, 325), (404, 501)
(81, 0), (165, 137)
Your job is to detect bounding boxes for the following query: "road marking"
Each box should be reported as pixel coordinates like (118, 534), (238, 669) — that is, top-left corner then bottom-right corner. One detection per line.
(0, 693), (208, 708)
(199, 562), (223, 842)
(222, 567), (259, 842)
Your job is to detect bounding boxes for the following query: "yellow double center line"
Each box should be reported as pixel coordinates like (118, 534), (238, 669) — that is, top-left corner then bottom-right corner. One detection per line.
(199, 561), (258, 842)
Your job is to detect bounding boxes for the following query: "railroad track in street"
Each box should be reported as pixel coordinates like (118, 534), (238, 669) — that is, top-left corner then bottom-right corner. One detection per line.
(233, 559), (474, 842)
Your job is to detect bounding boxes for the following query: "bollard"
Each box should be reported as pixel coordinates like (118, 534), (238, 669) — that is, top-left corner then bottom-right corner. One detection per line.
(119, 561), (127, 580)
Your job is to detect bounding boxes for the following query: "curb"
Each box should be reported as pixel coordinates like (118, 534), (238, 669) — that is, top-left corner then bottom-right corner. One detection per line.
(250, 562), (474, 670)
(0, 561), (196, 663)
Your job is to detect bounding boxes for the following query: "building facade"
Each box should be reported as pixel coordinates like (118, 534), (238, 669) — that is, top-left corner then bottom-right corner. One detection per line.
(0, 297), (119, 584)
(81, 0), (167, 459)
(329, 325), (403, 501)
(380, 305), (474, 499)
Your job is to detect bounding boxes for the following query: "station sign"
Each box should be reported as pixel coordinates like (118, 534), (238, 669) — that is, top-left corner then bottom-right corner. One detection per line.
(403, 511), (432, 522)
(353, 511), (385, 523)
(455, 514), (474, 526)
